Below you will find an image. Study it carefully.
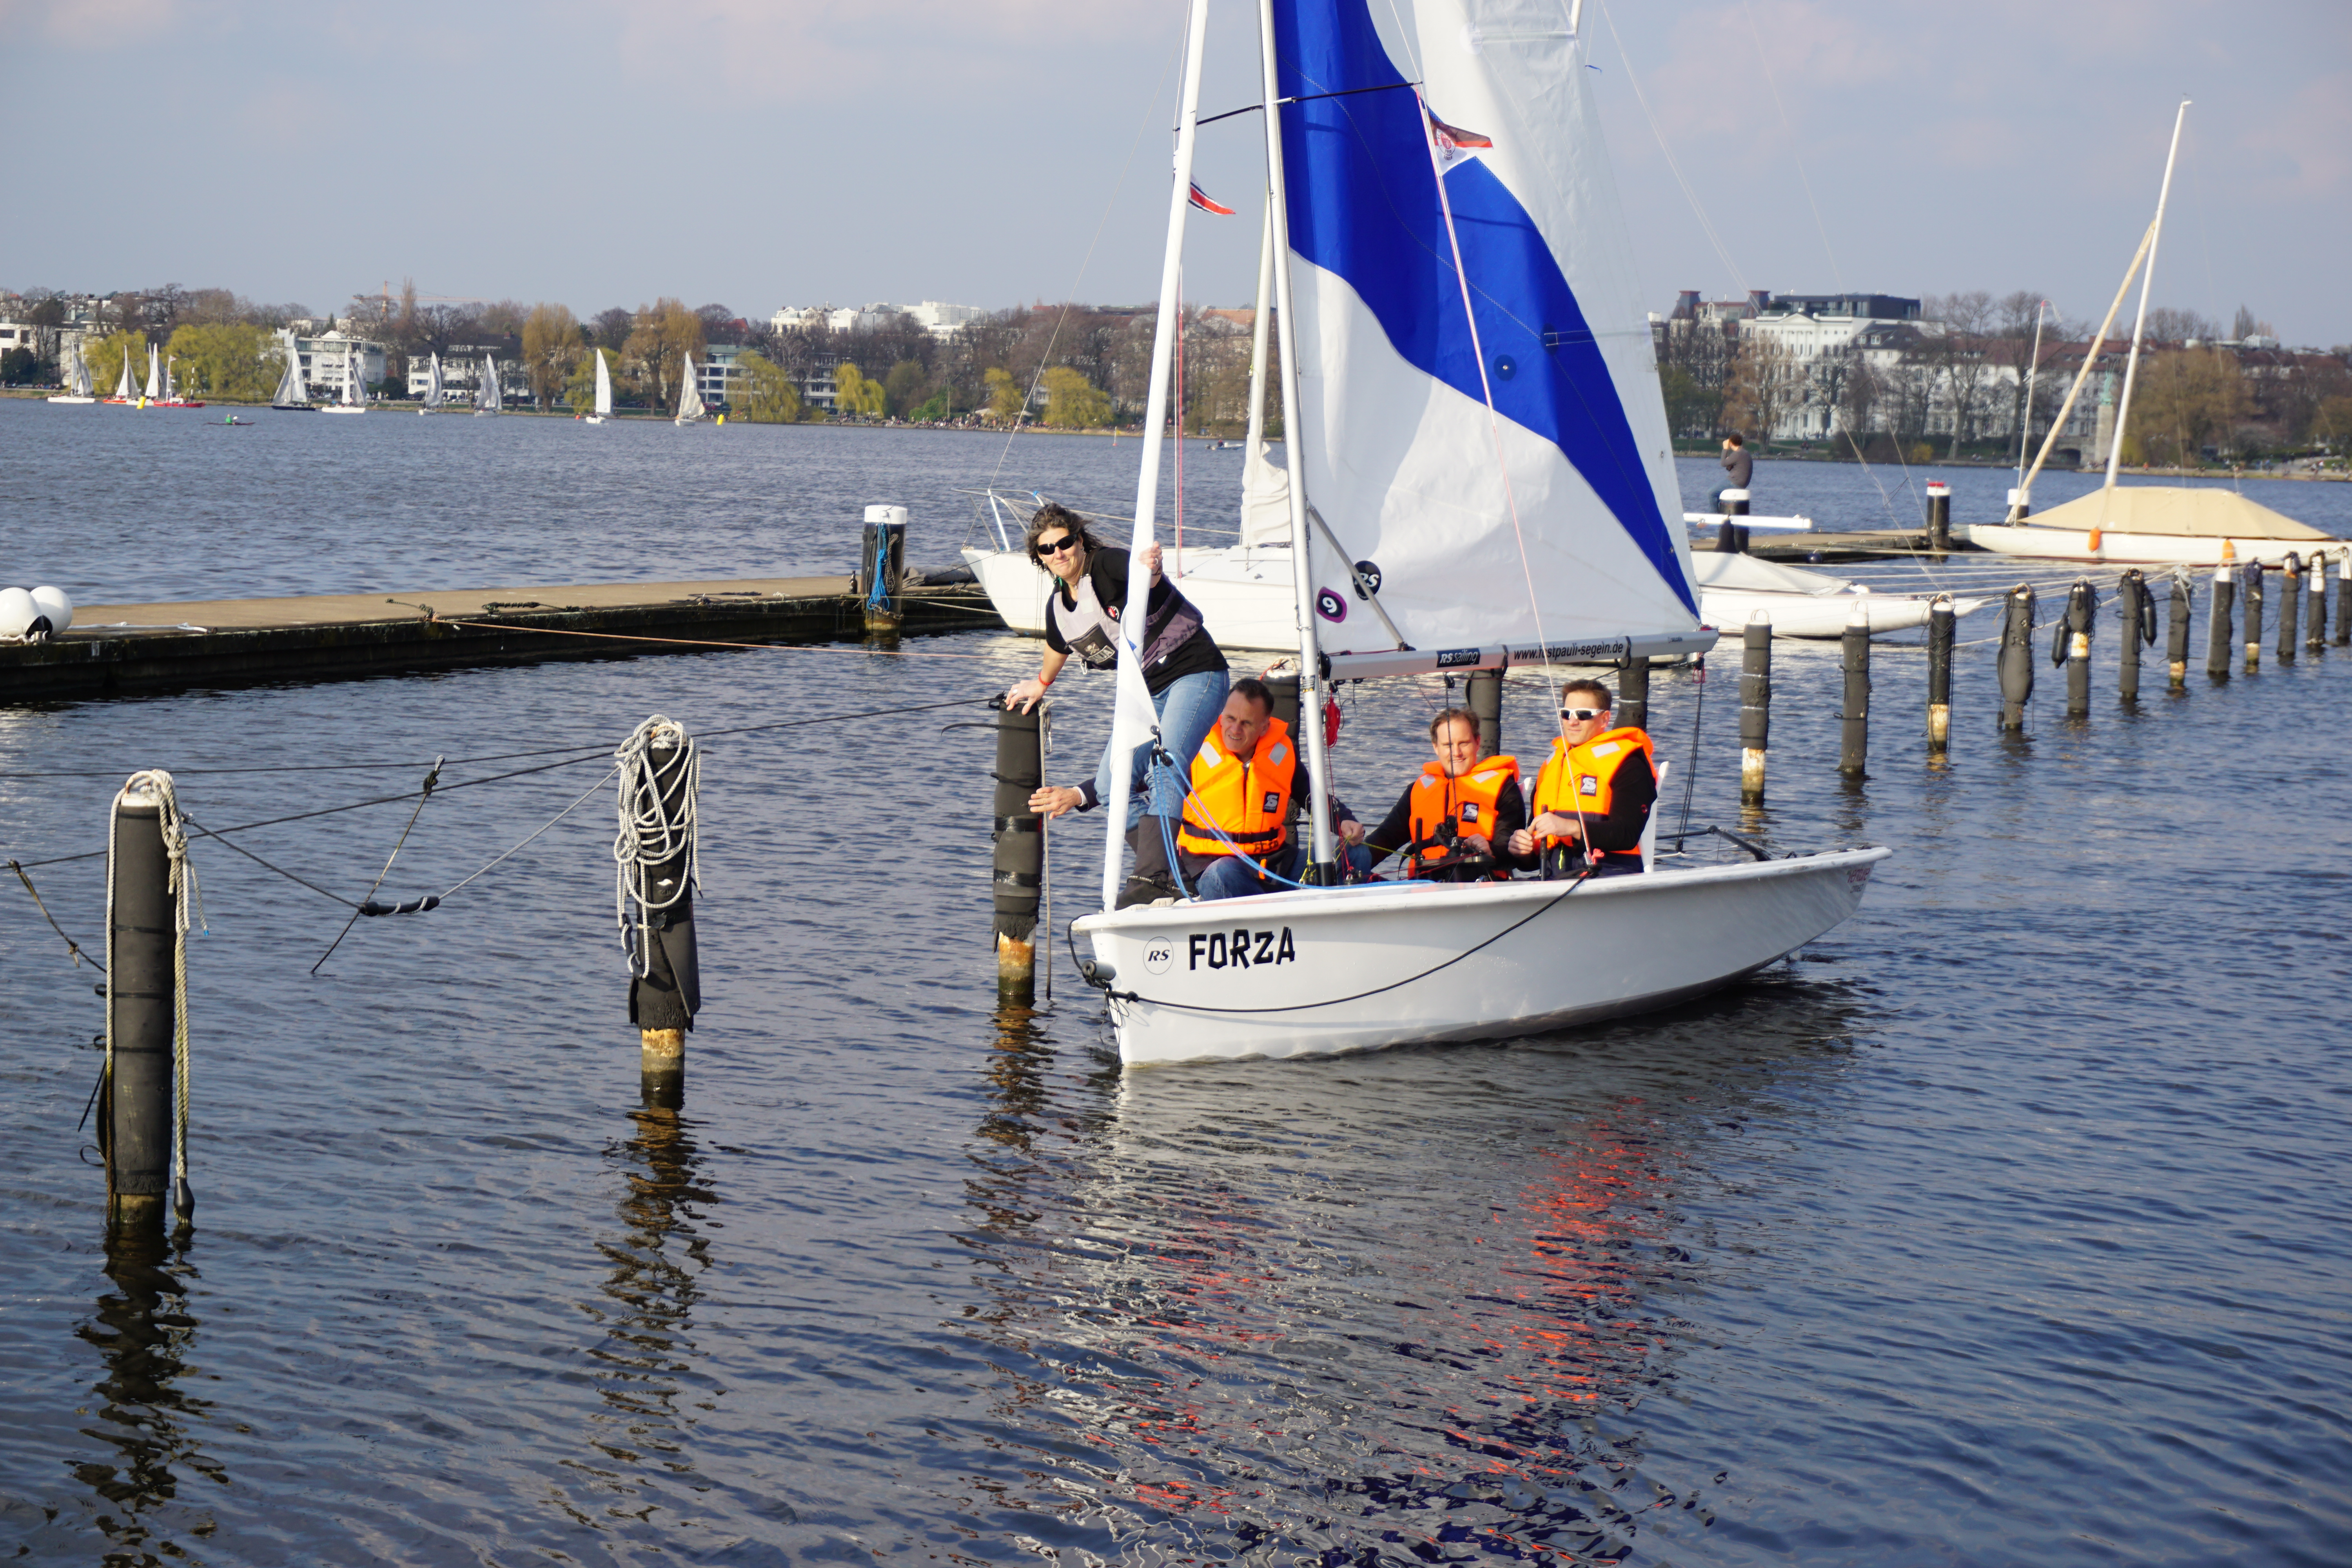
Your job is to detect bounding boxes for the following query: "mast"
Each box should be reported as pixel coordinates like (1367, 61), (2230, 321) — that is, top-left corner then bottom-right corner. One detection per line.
(2012, 299), (2046, 493)
(1257, 0), (1336, 878)
(2104, 100), (2189, 495)
(1241, 192), (1276, 562)
(1098, 0), (1212, 908)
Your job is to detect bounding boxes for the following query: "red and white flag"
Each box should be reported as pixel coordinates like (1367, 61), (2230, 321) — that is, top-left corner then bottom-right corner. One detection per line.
(1428, 111), (1494, 169)
(1187, 182), (1236, 216)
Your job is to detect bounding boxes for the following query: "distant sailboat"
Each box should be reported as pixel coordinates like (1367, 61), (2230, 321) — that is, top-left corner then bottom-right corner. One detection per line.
(475, 354), (502, 415)
(420, 351), (444, 414)
(107, 350), (136, 405)
(142, 344), (160, 405)
(674, 355), (708, 425)
(47, 342), (95, 404)
(271, 330), (315, 411)
(585, 348), (613, 424)
(322, 343), (367, 413)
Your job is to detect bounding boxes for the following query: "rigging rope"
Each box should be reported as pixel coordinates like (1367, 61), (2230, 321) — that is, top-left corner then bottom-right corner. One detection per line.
(613, 717), (701, 980)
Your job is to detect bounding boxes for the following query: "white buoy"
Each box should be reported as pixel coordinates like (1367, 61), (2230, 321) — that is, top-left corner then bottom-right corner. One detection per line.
(29, 586), (73, 634)
(0, 587), (37, 639)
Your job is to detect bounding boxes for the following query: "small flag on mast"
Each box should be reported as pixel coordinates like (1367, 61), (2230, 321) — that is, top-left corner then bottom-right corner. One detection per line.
(1187, 182), (1236, 216)
(1428, 111), (1494, 169)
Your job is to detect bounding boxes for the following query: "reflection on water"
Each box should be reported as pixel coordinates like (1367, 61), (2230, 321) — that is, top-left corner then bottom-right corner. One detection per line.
(562, 1081), (718, 1533)
(953, 978), (1875, 1561)
(75, 1225), (221, 1564)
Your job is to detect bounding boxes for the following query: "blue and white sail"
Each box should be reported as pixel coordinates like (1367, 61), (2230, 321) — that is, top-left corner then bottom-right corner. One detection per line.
(1274, 0), (1699, 659)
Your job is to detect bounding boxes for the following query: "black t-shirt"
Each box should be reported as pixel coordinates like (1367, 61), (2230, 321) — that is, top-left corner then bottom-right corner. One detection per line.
(1042, 549), (1227, 693)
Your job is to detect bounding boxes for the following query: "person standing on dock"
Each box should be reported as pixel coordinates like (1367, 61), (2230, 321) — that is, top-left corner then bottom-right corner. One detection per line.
(1509, 680), (1656, 879)
(1714, 433), (1753, 510)
(1011, 504), (1230, 907)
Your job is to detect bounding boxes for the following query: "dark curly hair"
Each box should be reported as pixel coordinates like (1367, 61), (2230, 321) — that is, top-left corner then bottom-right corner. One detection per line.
(1024, 503), (1099, 566)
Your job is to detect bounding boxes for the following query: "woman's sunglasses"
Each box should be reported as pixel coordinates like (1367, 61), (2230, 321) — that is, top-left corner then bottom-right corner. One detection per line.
(1034, 535), (1078, 558)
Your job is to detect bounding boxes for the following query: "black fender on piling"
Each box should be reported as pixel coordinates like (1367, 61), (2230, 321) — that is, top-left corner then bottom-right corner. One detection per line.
(2165, 566), (2192, 686)
(2241, 561), (2265, 671)
(1466, 668), (1503, 759)
(2117, 570), (2154, 702)
(2335, 551), (2350, 647)
(1926, 598), (1955, 752)
(1838, 611), (1869, 777)
(2206, 561), (2236, 680)
(2278, 554), (2302, 663)
(1926, 483), (1953, 554)
(624, 728), (701, 1087)
(988, 697), (1044, 994)
(1739, 617), (1770, 802)
(2053, 579), (2096, 717)
(1998, 586), (2037, 731)
(106, 788), (174, 1229)
(2308, 549), (2331, 651)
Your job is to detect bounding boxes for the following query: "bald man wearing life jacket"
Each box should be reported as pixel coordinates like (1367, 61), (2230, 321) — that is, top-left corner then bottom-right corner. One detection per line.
(1506, 678), (1657, 879)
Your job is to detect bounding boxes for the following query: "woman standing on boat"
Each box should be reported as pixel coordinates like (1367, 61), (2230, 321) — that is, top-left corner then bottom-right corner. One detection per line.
(1007, 504), (1230, 908)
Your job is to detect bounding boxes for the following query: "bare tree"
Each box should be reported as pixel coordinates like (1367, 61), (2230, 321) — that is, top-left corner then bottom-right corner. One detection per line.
(2142, 306), (2220, 345)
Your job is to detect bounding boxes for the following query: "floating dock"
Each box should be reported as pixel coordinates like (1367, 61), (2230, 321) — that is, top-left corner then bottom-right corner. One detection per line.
(0, 576), (1003, 702)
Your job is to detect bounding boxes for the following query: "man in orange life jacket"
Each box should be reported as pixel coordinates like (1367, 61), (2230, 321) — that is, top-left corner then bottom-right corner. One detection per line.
(1175, 678), (1359, 902)
(1356, 706), (1528, 882)
(1506, 678), (1656, 879)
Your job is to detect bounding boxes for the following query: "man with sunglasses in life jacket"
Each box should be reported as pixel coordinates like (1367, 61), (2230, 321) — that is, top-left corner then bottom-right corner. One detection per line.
(1506, 678), (1657, 880)
(1355, 707), (1528, 882)
(1175, 678), (1361, 901)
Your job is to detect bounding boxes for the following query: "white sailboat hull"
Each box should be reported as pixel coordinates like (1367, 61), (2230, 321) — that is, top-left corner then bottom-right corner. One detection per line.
(46, 396), (96, 405)
(1076, 846), (1890, 1065)
(1960, 523), (2341, 567)
(967, 544), (1980, 646)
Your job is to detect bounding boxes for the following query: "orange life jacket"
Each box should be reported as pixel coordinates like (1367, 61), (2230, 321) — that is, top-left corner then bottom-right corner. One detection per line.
(1177, 717), (1297, 860)
(1406, 755), (1519, 879)
(1530, 727), (1654, 863)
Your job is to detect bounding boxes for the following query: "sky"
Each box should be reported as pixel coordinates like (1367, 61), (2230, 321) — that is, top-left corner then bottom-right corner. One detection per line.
(4, 0), (2347, 346)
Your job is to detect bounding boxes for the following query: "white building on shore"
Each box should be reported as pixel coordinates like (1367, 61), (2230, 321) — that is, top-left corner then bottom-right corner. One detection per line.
(768, 301), (984, 339)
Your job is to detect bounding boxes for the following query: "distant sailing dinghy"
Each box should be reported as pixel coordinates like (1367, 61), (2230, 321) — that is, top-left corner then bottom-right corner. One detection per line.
(107, 350), (137, 405)
(475, 354), (502, 415)
(674, 356), (708, 425)
(270, 331), (315, 411)
(142, 344), (161, 405)
(47, 343), (96, 404)
(420, 352), (444, 414)
(1068, 0), (1888, 1066)
(321, 345), (367, 413)
(586, 348), (613, 424)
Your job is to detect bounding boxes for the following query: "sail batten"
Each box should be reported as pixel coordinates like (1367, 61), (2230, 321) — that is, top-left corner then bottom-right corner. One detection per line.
(1272, 0), (1698, 652)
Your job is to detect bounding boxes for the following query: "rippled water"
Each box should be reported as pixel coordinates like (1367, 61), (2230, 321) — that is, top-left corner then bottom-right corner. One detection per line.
(3, 406), (2348, 1564)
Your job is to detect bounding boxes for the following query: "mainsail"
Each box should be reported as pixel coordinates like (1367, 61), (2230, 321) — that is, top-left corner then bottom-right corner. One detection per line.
(114, 352), (136, 401)
(675, 355), (706, 423)
(344, 347), (363, 405)
(69, 343), (92, 397)
(593, 348), (613, 417)
(478, 355), (502, 412)
(273, 332), (308, 405)
(143, 345), (160, 401)
(425, 352), (443, 407)
(1274, 0), (1698, 655)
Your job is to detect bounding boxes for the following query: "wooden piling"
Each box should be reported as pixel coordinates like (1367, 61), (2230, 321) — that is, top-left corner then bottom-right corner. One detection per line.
(106, 783), (174, 1229)
(2278, 554), (2301, 663)
(1616, 655), (1650, 734)
(2308, 548), (2330, 651)
(2165, 567), (2191, 686)
(1738, 615), (1769, 803)
(1714, 489), (1751, 554)
(1466, 668), (1503, 759)
(1997, 586), (2036, 731)
(858, 506), (909, 635)
(2206, 561), (2235, 679)
(2337, 550), (2351, 647)
(1926, 599), (1954, 751)
(2242, 561), (2263, 672)
(1926, 481), (1953, 555)
(626, 729), (701, 1085)
(1838, 606), (1869, 778)
(2061, 578), (2095, 717)
(990, 698), (1044, 997)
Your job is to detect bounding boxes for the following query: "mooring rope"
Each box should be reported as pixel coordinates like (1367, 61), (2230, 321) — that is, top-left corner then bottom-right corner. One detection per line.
(107, 770), (205, 1221)
(613, 717), (701, 980)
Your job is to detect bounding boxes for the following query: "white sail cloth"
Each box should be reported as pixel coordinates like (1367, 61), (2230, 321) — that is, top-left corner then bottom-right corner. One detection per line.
(1276, 0), (1699, 655)
(1239, 441), (1292, 549)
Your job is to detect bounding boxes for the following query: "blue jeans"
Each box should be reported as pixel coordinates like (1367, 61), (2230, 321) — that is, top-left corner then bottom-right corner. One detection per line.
(1193, 845), (1299, 901)
(1092, 667), (1230, 830)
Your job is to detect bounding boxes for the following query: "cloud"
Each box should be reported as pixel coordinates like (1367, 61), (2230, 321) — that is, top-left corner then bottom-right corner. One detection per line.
(0, 0), (178, 46)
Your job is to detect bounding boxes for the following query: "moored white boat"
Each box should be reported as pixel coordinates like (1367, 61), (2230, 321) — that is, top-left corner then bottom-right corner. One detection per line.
(1063, 0), (1889, 1067)
(1690, 550), (1985, 637)
(47, 343), (96, 404)
(270, 330), (316, 411)
(1961, 488), (2339, 566)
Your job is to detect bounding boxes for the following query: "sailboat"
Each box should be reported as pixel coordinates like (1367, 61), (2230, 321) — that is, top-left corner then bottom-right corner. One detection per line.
(47, 342), (96, 404)
(321, 343), (367, 413)
(1964, 102), (2338, 568)
(106, 348), (138, 405)
(1067, 0), (1888, 1066)
(141, 343), (160, 406)
(674, 354), (708, 425)
(475, 354), (502, 415)
(271, 330), (316, 410)
(420, 351), (444, 414)
(585, 348), (613, 424)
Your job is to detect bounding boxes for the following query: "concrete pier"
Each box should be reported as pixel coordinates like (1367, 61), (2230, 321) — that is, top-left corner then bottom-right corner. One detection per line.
(0, 575), (998, 702)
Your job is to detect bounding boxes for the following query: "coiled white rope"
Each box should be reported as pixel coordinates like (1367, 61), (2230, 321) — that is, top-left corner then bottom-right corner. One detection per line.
(612, 717), (699, 979)
(106, 769), (206, 1218)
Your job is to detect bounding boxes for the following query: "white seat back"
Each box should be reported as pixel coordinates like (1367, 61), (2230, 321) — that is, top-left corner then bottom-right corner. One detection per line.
(1641, 759), (1669, 871)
